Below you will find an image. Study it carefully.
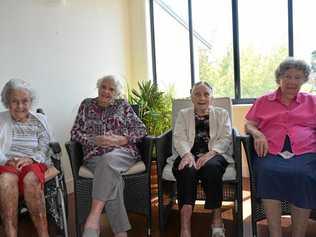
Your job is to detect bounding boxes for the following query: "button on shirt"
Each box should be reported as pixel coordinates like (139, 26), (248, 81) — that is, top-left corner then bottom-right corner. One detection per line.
(246, 88), (316, 155)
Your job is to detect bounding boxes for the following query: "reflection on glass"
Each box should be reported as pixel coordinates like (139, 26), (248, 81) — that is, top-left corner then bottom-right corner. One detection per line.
(192, 0), (234, 98)
(239, 0), (288, 98)
(293, 0), (316, 94)
(154, 0), (191, 98)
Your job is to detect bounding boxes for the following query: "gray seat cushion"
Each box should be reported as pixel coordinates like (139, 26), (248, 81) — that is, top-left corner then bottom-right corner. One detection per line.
(162, 155), (236, 182)
(79, 160), (146, 178)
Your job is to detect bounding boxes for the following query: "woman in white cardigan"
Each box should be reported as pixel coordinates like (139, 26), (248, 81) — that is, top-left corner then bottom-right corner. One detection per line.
(172, 81), (233, 237)
(0, 79), (52, 237)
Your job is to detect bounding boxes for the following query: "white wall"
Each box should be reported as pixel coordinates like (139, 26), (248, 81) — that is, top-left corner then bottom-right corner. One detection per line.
(0, 0), (145, 192)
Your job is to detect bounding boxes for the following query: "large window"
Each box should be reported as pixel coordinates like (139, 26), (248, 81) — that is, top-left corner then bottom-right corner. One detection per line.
(150, 0), (313, 102)
(153, 0), (191, 98)
(192, 0), (234, 98)
(239, 0), (288, 98)
(293, 0), (316, 93)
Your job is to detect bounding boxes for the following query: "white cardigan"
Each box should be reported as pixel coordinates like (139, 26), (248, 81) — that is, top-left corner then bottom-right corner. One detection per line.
(173, 106), (234, 163)
(0, 111), (53, 165)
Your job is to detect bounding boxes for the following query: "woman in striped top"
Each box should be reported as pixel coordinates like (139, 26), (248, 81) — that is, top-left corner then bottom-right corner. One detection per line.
(0, 79), (52, 237)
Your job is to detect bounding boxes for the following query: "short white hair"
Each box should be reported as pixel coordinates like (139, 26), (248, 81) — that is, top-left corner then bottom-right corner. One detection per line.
(1, 79), (36, 108)
(96, 75), (123, 99)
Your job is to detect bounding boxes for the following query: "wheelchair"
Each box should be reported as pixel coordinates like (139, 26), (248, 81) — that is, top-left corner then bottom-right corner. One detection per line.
(16, 142), (69, 237)
(0, 109), (69, 237)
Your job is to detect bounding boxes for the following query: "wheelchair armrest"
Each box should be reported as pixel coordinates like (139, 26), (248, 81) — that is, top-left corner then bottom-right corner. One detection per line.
(49, 142), (62, 154)
(48, 142), (62, 170)
(65, 141), (84, 180)
(156, 129), (172, 176)
(137, 135), (155, 172)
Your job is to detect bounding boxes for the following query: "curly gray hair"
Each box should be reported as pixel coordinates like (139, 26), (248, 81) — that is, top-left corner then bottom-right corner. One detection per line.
(96, 75), (124, 99)
(275, 57), (311, 84)
(1, 79), (36, 108)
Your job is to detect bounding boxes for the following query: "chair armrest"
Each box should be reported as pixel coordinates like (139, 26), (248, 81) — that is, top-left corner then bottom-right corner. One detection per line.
(233, 128), (243, 182)
(239, 133), (257, 184)
(156, 129), (172, 176)
(65, 141), (84, 180)
(137, 135), (155, 172)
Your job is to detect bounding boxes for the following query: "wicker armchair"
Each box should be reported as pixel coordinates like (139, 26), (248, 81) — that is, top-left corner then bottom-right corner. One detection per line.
(156, 98), (243, 237)
(241, 134), (316, 237)
(65, 105), (155, 237)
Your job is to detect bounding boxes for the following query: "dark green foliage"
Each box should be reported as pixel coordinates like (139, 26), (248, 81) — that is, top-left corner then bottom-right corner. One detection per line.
(128, 80), (172, 136)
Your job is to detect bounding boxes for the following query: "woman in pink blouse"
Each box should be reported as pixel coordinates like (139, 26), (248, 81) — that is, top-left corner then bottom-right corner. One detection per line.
(245, 57), (316, 237)
(71, 75), (146, 237)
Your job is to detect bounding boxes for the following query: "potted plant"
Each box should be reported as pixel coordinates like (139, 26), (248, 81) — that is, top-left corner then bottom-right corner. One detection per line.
(128, 80), (173, 195)
(128, 80), (172, 136)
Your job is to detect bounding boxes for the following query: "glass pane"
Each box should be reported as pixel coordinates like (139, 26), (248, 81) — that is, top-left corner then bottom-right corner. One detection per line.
(192, 0), (234, 98)
(293, 0), (316, 94)
(239, 0), (288, 98)
(154, 0), (191, 98)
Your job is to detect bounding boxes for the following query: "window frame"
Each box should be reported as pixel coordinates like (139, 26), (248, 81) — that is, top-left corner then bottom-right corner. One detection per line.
(149, 0), (294, 104)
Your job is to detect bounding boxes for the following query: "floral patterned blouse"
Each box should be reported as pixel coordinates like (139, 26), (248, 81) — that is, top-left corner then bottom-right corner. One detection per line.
(70, 98), (147, 160)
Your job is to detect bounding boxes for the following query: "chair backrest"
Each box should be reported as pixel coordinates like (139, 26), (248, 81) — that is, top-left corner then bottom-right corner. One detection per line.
(172, 97), (232, 128)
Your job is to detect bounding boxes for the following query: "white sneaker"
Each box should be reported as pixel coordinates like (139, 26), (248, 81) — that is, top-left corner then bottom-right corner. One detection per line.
(211, 224), (225, 237)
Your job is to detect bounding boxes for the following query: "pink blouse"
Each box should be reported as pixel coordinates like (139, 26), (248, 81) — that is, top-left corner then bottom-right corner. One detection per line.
(246, 88), (316, 155)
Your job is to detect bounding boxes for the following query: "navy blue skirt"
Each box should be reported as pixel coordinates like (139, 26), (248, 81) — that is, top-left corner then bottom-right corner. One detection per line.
(254, 152), (316, 209)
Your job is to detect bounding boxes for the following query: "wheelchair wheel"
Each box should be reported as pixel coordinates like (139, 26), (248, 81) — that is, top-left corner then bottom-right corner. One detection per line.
(45, 175), (69, 237)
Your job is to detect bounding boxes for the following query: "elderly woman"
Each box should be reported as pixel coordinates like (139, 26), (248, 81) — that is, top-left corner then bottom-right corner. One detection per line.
(245, 57), (316, 237)
(0, 79), (52, 237)
(70, 75), (146, 237)
(172, 81), (233, 237)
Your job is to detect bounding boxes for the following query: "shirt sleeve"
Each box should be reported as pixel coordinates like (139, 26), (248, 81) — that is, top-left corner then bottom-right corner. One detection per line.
(123, 102), (147, 144)
(0, 151), (8, 166)
(245, 98), (261, 123)
(173, 110), (193, 157)
(212, 109), (233, 154)
(32, 123), (52, 165)
(70, 99), (95, 146)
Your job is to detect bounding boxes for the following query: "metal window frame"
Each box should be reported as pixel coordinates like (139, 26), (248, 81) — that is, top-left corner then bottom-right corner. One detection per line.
(149, 0), (294, 104)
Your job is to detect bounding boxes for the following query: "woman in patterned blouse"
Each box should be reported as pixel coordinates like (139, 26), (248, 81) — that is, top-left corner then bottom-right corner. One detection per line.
(0, 79), (52, 237)
(71, 75), (146, 237)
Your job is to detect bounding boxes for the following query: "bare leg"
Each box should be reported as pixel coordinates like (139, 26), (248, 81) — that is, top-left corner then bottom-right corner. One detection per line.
(291, 204), (311, 237)
(180, 204), (193, 237)
(114, 232), (127, 237)
(23, 171), (49, 237)
(84, 199), (105, 231)
(262, 199), (282, 237)
(212, 208), (223, 226)
(0, 173), (19, 237)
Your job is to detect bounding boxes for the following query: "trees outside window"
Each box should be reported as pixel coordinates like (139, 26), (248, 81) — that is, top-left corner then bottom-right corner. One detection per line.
(150, 0), (314, 101)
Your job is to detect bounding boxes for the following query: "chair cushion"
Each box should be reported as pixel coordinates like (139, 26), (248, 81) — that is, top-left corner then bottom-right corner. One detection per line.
(45, 166), (60, 182)
(79, 160), (146, 178)
(162, 156), (236, 182)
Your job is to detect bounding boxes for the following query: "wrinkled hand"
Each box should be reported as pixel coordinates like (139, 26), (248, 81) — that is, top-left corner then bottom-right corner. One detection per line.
(178, 153), (196, 170)
(196, 151), (217, 169)
(254, 133), (269, 157)
(95, 134), (128, 147)
(6, 157), (34, 171)
(5, 159), (18, 167)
